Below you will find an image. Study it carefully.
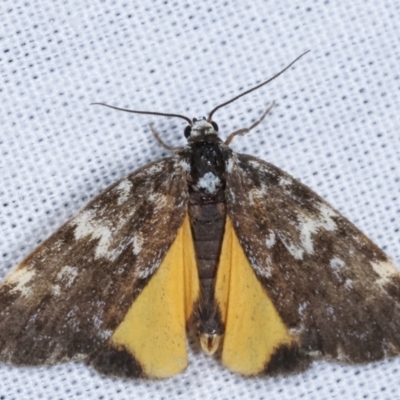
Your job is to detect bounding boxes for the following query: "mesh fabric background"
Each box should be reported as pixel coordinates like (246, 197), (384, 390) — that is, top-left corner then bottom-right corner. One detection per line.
(1, 0), (400, 399)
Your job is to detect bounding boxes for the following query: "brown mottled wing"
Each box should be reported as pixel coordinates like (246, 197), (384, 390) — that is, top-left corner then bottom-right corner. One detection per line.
(226, 152), (400, 373)
(0, 157), (188, 375)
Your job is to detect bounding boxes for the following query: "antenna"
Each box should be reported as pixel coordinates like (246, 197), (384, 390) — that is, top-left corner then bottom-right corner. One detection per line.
(91, 103), (192, 125)
(207, 50), (310, 122)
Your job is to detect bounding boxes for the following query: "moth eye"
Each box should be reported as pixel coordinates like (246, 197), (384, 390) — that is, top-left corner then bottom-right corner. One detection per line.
(211, 121), (219, 132)
(184, 126), (192, 138)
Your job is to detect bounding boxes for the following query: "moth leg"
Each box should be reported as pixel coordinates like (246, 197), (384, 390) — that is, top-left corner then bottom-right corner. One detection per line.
(224, 101), (275, 145)
(149, 124), (183, 152)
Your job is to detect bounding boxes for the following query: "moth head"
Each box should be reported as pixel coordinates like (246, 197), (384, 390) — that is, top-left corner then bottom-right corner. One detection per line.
(91, 51), (309, 147)
(184, 117), (219, 141)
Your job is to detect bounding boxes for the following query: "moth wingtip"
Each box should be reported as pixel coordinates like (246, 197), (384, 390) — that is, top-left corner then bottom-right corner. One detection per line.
(264, 344), (312, 376)
(88, 344), (144, 379)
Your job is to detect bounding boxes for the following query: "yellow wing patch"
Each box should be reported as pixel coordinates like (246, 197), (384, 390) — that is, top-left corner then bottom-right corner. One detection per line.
(110, 214), (199, 378)
(215, 217), (293, 376)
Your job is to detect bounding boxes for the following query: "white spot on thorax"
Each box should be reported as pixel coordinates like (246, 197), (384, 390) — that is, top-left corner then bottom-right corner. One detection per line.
(114, 180), (132, 205)
(196, 172), (221, 194)
(6, 266), (36, 297)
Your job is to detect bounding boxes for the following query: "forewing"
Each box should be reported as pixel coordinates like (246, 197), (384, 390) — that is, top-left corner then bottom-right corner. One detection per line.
(225, 152), (400, 371)
(0, 157), (189, 372)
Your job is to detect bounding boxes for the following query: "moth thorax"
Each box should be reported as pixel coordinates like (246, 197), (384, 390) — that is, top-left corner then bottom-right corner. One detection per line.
(190, 118), (217, 138)
(200, 333), (222, 356)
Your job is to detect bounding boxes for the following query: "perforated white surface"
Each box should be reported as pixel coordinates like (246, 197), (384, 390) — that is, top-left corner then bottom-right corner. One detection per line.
(1, 1), (400, 399)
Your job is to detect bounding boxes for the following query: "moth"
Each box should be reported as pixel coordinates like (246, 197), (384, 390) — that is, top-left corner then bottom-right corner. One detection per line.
(1, 51), (400, 380)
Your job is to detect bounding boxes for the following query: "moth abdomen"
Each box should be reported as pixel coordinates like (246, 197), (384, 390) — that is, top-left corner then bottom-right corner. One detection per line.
(185, 139), (227, 353)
